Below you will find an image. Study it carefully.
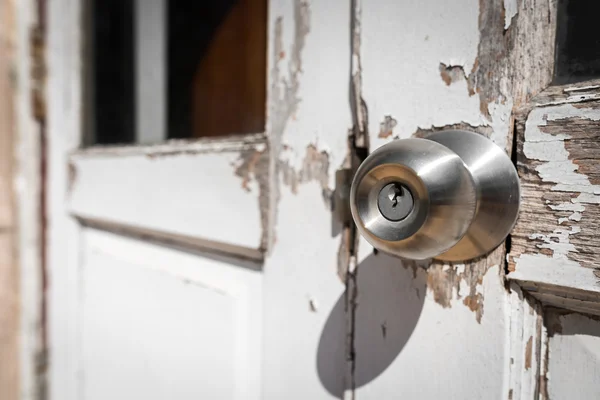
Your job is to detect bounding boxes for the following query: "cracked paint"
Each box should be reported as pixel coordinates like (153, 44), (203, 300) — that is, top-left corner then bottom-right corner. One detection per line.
(512, 104), (600, 270)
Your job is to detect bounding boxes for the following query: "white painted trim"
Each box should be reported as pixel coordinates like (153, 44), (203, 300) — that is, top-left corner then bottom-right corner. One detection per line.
(134, 0), (166, 144)
(47, 0), (84, 398)
(510, 256), (600, 295)
(72, 132), (267, 157)
(505, 283), (545, 400)
(77, 216), (264, 263)
(15, 0), (43, 398)
(68, 143), (265, 253)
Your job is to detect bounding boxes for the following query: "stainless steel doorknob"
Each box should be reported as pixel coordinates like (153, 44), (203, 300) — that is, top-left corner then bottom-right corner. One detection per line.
(350, 130), (520, 262)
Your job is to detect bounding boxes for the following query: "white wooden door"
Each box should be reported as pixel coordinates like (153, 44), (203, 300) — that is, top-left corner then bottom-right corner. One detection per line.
(48, 1), (266, 399)
(45, 0), (600, 400)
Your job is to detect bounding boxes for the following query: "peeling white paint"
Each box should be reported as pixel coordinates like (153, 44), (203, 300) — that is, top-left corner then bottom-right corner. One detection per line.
(274, 0), (351, 182)
(537, 93), (600, 107)
(529, 226), (580, 258)
(522, 104), (600, 260)
(489, 99), (513, 151)
(503, 0), (518, 29)
(361, 0), (484, 150)
(564, 84), (600, 92)
(512, 254), (600, 293)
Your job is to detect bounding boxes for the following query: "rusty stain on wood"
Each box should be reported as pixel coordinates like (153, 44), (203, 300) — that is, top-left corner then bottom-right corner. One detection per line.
(377, 115), (397, 139)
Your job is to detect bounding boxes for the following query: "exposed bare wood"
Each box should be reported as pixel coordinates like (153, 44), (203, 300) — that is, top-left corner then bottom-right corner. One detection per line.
(0, 0), (19, 398)
(508, 82), (600, 313)
(412, 0), (559, 323)
(468, 0), (557, 120)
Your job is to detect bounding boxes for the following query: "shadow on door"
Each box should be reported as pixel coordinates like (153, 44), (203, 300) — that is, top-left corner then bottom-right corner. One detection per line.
(316, 251), (427, 397)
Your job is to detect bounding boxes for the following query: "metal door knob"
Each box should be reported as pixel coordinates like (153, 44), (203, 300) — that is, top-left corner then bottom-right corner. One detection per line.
(350, 130), (520, 262)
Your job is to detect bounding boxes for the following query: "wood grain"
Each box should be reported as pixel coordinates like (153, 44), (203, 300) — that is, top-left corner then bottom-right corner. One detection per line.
(509, 80), (600, 313)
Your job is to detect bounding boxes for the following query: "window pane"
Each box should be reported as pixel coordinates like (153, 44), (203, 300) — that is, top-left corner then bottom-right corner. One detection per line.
(554, 0), (600, 85)
(87, 0), (267, 145)
(91, 0), (136, 144)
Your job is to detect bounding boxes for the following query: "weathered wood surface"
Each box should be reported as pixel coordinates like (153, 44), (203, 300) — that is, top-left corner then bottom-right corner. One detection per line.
(509, 80), (600, 314)
(0, 0), (19, 398)
(355, 1), (558, 399)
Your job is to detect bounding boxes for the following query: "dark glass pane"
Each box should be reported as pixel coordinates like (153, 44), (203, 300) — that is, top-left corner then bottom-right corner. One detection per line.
(554, 0), (600, 85)
(92, 0), (135, 144)
(167, 1), (236, 139)
(88, 0), (266, 145)
(168, 0), (267, 139)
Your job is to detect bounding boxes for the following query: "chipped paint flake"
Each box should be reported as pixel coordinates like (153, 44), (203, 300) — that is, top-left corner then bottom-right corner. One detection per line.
(377, 115), (397, 139)
(529, 227), (580, 259)
(516, 104), (600, 265)
(489, 99), (513, 151)
(425, 254), (501, 323)
(280, 144), (332, 206)
(503, 0), (518, 29)
(233, 0), (314, 250)
(439, 63), (467, 86)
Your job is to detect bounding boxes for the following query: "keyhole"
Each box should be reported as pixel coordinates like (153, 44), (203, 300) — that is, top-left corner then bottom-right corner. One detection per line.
(387, 185), (403, 208)
(378, 183), (414, 221)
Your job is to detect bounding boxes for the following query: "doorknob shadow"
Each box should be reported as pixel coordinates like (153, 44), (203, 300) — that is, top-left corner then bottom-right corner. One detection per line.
(316, 251), (427, 398)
